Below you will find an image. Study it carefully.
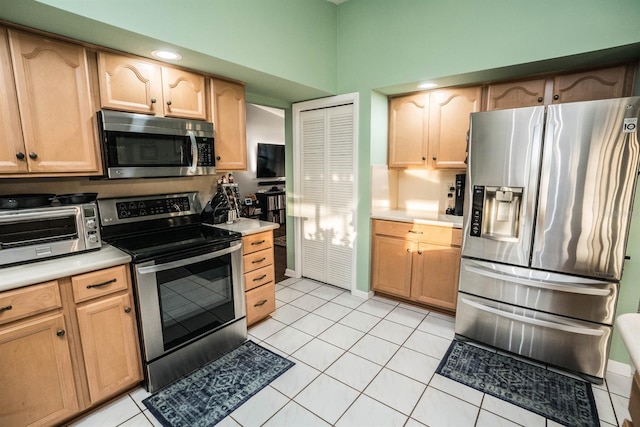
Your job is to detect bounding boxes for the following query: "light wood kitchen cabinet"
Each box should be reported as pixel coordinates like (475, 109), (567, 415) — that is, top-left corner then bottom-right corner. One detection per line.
(624, 371), (640, 427)
(371, 219), (462, 312)
(428, 86), (482, 169)
(72, 265), (142, 404)
(0, 264), (142, 427)
(211, 78), (247, 170)
(0, 28), (27, 174)
(388, 93), (429, 168)
(388, 86), (480, 170)
(3, 29), (100, 175)
(485, 78), (547, 110)
(0, 281), (80, 427)
(242, 230), (276, 325)
(486, 65), (635, 110)
(97, 51), (207, 120)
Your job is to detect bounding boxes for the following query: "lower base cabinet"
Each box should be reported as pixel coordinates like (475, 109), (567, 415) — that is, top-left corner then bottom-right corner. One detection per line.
(371, 219), (462, 311)
(0, 264), (142, 427)
(242, 230), (276, 326)
(0, 312), (79, 427)
(625, 372), (640, 426)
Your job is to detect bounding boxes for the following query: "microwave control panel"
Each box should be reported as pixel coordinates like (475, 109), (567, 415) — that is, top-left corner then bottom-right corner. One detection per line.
(197, 140), (214, 166)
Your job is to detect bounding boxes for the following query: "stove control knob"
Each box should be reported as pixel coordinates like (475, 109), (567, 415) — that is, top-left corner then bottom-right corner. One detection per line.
(88, 234), (98, 243)
(86, 219), (96, 229)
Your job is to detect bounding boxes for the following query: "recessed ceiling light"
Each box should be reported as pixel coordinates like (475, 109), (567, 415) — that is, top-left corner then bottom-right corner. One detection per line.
(151, 50), (182, 60)
(417, 82), (438, 89)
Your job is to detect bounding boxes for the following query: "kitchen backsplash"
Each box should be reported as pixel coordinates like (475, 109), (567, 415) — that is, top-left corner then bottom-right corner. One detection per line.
(371, 164), (462, 213)
(0, 175), (220, 207)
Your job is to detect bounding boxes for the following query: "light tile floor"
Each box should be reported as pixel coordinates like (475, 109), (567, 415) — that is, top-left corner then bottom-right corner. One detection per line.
(70, 277), (633, 427)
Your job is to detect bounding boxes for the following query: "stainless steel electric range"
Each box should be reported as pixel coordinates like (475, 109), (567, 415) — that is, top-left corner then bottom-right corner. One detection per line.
(97, 192), (246, 392)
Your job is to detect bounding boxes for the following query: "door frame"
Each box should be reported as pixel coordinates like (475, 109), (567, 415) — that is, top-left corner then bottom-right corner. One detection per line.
(291, 92), (359, 292)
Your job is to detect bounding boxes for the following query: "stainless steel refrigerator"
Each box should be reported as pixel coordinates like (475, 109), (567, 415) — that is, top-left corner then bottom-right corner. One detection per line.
(455, 96), (640, 382)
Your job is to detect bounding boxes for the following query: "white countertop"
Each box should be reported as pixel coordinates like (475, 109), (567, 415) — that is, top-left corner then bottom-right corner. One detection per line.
(371, 208), (464, 228)
(1, 245), (132, 292)
(616, 313), (640, 371)
(206, 218), (280, 236)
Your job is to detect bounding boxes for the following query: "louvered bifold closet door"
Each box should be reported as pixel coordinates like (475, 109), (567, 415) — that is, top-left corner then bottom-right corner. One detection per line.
(300, 109), (327, 283)
(299, 104), (355, 289)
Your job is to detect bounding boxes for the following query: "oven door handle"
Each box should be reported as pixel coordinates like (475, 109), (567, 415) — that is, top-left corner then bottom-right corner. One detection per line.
(188, 130), (198, 174)
(136, 241), (242, 274)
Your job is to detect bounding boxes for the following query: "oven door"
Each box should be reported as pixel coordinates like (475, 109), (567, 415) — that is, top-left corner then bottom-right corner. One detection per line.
(133, 241), (244, 362)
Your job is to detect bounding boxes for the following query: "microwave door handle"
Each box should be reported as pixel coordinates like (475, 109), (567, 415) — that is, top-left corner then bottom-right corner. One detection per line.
(136, 241), (241, 274)
(188, 131), (198, 173)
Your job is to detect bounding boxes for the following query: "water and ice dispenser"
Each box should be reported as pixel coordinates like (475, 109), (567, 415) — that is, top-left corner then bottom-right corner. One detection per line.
(470, 185), (523, 241)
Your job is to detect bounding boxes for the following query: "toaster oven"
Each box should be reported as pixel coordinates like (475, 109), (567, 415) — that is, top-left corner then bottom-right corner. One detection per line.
(0, 203), (101, 267)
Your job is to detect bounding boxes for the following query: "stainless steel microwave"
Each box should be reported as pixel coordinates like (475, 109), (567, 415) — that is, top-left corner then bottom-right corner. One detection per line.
(98, 110), (216, 179)
(0, 203), (101, 267)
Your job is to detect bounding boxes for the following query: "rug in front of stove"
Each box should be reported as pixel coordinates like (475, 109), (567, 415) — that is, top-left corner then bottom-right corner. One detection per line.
(143, 340), (295, 427)
(436, 339), (599, 427)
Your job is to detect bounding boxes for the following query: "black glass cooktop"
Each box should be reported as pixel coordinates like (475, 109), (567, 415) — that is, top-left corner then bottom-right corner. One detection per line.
(105, 224), (241, 262)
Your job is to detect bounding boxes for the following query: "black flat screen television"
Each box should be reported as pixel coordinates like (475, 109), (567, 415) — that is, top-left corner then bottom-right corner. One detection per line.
(256, 143), (285, 178)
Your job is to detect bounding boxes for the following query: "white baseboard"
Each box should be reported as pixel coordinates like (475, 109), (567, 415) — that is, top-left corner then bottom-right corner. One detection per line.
(607, 359), (633, 377)
(351, 288), (373, 300)
(284, 269), (299, 278)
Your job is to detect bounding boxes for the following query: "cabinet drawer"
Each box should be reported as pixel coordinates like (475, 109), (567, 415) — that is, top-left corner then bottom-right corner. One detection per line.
(244, 248), (274, 274)
(244, 265), (274, 292)
(0, 281), (61, 325)
(373, 219), (462, 246)
(72, 265), (129, 303)
(246, 282), (275, 326)
(242, 231), (273, 255)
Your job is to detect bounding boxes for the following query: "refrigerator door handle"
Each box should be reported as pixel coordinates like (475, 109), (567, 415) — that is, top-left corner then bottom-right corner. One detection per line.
(460, 297), (605, 336)
(464, 262), (611, 296)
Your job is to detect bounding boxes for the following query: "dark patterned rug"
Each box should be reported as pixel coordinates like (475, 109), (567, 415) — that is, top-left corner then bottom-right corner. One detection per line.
(436, 340), (599, 427)
(143, 340), (294, 426)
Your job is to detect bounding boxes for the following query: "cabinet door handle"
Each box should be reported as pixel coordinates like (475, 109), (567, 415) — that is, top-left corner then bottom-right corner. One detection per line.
(86, 278), (117, 289)
(252, 257), (266, 264)
(166, 100), (172, 106)
(150, 98), (157, 104)
(408, 230), (423, 234)
(0, 305), (12, 313)
(253, 274), (267, 281)
(422, 156), (426, 161)
(56, 329), (65, 337)
(417, 250), (423, 255)
(29, 152), (38, 160)
(16, 152), (25, 160)
(124, 307), (132, 314)
(251, 240), (266, 246)
(553, 94), (559, 100)
(406, 248), (411, 253)
(432, 156), (437, 161)
(537, 97), (543, 103)
(254, 299), (268, 307)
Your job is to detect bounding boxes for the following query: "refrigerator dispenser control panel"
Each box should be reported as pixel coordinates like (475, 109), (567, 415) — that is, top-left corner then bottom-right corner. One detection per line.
(470, 185), (484, 237)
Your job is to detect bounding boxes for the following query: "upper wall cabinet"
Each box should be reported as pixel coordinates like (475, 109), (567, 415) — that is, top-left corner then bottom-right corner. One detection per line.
(486, 65), (635, 110)
(388, 87), (481, 170)
(0, 29), (26, 174)
(2, 29), (100, 175)
(211, 78), (247, 171)
(98, 52), (206, 120)
(428, 86), (482, 169)
(388, 93), (429, 168)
